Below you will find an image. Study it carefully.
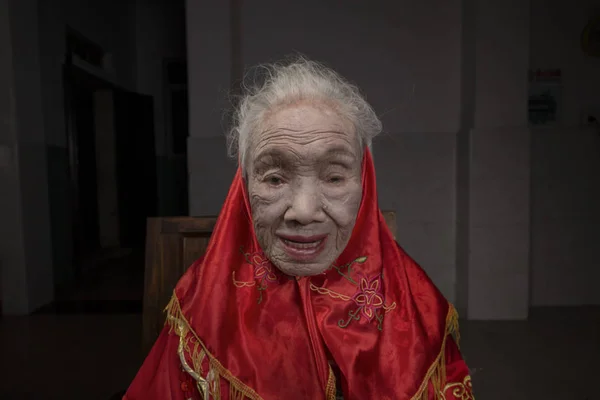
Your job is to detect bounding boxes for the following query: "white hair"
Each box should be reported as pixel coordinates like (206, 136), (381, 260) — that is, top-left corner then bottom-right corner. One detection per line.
(227, 56), (382, 173)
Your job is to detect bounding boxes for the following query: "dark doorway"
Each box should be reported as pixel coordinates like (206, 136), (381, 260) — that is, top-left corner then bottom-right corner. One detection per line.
(71, 76), (101, 259)
(56, 64), (156, 312)
(63, 65), (106, 273)
(114, 90), (158, 249)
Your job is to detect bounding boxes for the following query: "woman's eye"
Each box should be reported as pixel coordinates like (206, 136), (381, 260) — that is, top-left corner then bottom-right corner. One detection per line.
(327, 175), (344, 184)
(265, 175), (283, 186)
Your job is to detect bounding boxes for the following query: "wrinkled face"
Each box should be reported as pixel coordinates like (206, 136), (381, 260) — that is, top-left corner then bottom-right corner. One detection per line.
(246, 102), (363, 276)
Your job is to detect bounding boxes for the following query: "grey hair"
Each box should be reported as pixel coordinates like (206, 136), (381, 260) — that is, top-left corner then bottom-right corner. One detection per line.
(227, 56), (382, 173)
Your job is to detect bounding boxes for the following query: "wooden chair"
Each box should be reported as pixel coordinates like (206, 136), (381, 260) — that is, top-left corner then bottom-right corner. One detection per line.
(142, 211), (397, 355)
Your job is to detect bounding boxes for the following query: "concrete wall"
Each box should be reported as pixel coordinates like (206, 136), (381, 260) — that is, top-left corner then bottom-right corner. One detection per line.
(529, 0), (600, 306)
(1, 0), (53, 314)
(466, 0), (531, 320)
(185, 0), (238, 215)
(531, 128), (600, 306)
(0, 0), (27, 314)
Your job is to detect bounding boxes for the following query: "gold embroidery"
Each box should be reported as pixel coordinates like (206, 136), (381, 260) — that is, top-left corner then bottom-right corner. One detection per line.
(331, 256), (367, 284)
(309, 282), (352, 301)
(232, 271), (256, 288)
(309, 256), (397, 330)
(234, 248), (280, 304)
(441, 376), (473, 400)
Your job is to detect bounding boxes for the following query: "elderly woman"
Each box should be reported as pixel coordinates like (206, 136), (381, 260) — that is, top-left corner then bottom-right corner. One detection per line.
(125, 58), (473, 400)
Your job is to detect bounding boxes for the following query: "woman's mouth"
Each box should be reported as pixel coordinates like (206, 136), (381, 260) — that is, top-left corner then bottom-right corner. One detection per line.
(278, 235), (327, 261)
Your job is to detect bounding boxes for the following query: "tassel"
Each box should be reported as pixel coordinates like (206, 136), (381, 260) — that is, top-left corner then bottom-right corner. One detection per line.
(208, 363), (222, 400)
(164, 292), (262, 400)
(230, 384), (246, 400)
(414, 303), (460, 400)
(447, 304), (461, 347)
(325, 365), (337, 400)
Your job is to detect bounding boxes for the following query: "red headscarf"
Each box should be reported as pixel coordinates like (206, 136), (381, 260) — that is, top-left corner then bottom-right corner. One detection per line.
(124, 149), (474, 400)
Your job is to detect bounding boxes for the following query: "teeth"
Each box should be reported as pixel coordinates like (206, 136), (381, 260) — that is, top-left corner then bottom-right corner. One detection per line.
(283, 239), (322, 249)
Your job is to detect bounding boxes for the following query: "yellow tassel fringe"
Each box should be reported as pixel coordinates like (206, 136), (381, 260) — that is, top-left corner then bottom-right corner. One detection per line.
(166, 294), (460, 400)
(412, 303), (461, 400)
(165, 294), (264, 400)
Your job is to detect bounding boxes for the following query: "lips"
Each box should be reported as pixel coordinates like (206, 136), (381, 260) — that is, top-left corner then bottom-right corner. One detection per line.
(278, 234), (327, 261)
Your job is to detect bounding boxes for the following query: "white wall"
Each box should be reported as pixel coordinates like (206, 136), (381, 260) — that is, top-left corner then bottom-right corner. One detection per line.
(529, 0), (600, 306)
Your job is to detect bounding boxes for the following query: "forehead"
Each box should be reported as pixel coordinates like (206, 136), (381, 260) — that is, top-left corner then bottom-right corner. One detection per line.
(250, 102), (359, 163)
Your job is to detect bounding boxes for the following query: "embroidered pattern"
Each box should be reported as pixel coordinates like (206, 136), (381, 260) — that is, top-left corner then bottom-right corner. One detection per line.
(310, 256), (397, 330)
(441, 375), (474, 400)
(232, 247), (279, 304)
(352, 275), (385, 321)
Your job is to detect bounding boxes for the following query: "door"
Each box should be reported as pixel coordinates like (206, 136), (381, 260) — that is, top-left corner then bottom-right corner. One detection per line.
(63, 64), (103, 277)
(114, 91), (158, 250)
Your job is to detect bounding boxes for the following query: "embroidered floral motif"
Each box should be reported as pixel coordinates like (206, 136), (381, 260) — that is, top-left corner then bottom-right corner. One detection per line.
(352, 275), (385, 321)
(252, 255), (278, 287)
(441, 375), (474, 400)
(310, 256), (397, 331)
(232, 247), (279, 304)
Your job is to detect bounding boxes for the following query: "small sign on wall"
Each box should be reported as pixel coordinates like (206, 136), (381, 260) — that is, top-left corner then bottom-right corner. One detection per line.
(528, 69), (562, 126)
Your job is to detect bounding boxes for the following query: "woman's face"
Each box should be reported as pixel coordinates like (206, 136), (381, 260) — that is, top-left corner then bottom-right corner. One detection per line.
(246, 102), (363, 276)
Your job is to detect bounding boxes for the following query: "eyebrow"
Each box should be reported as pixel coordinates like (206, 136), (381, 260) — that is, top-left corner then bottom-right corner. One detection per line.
(321, 146), (357, 160)
(254, 148), (290, 164)
(252, 145), (358, 173)
(252, 149), (293, 173)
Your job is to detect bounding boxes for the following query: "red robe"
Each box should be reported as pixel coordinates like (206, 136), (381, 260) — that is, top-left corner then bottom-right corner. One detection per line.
(124, 150), (474, 400)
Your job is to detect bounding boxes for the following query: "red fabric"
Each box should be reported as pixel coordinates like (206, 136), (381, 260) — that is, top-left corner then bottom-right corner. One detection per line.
(124, 150), (472, 400)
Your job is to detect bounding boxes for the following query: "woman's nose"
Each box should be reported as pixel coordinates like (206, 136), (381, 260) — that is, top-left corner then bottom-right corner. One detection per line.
(284, 182), (326, 225)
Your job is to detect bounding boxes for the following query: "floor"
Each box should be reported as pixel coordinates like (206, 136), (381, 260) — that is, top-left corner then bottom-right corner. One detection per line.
(1, 255), (598, 399)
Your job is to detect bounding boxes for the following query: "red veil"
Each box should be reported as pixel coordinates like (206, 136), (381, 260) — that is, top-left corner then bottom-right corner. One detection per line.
(124, 150), (474, 400)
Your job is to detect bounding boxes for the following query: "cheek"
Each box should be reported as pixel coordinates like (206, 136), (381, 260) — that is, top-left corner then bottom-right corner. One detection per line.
(248, 181), (289, 232)
(325, 183), (362, 228)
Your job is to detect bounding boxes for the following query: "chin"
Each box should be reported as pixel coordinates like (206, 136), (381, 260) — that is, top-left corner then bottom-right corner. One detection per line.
(274, 261), (331, 277)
